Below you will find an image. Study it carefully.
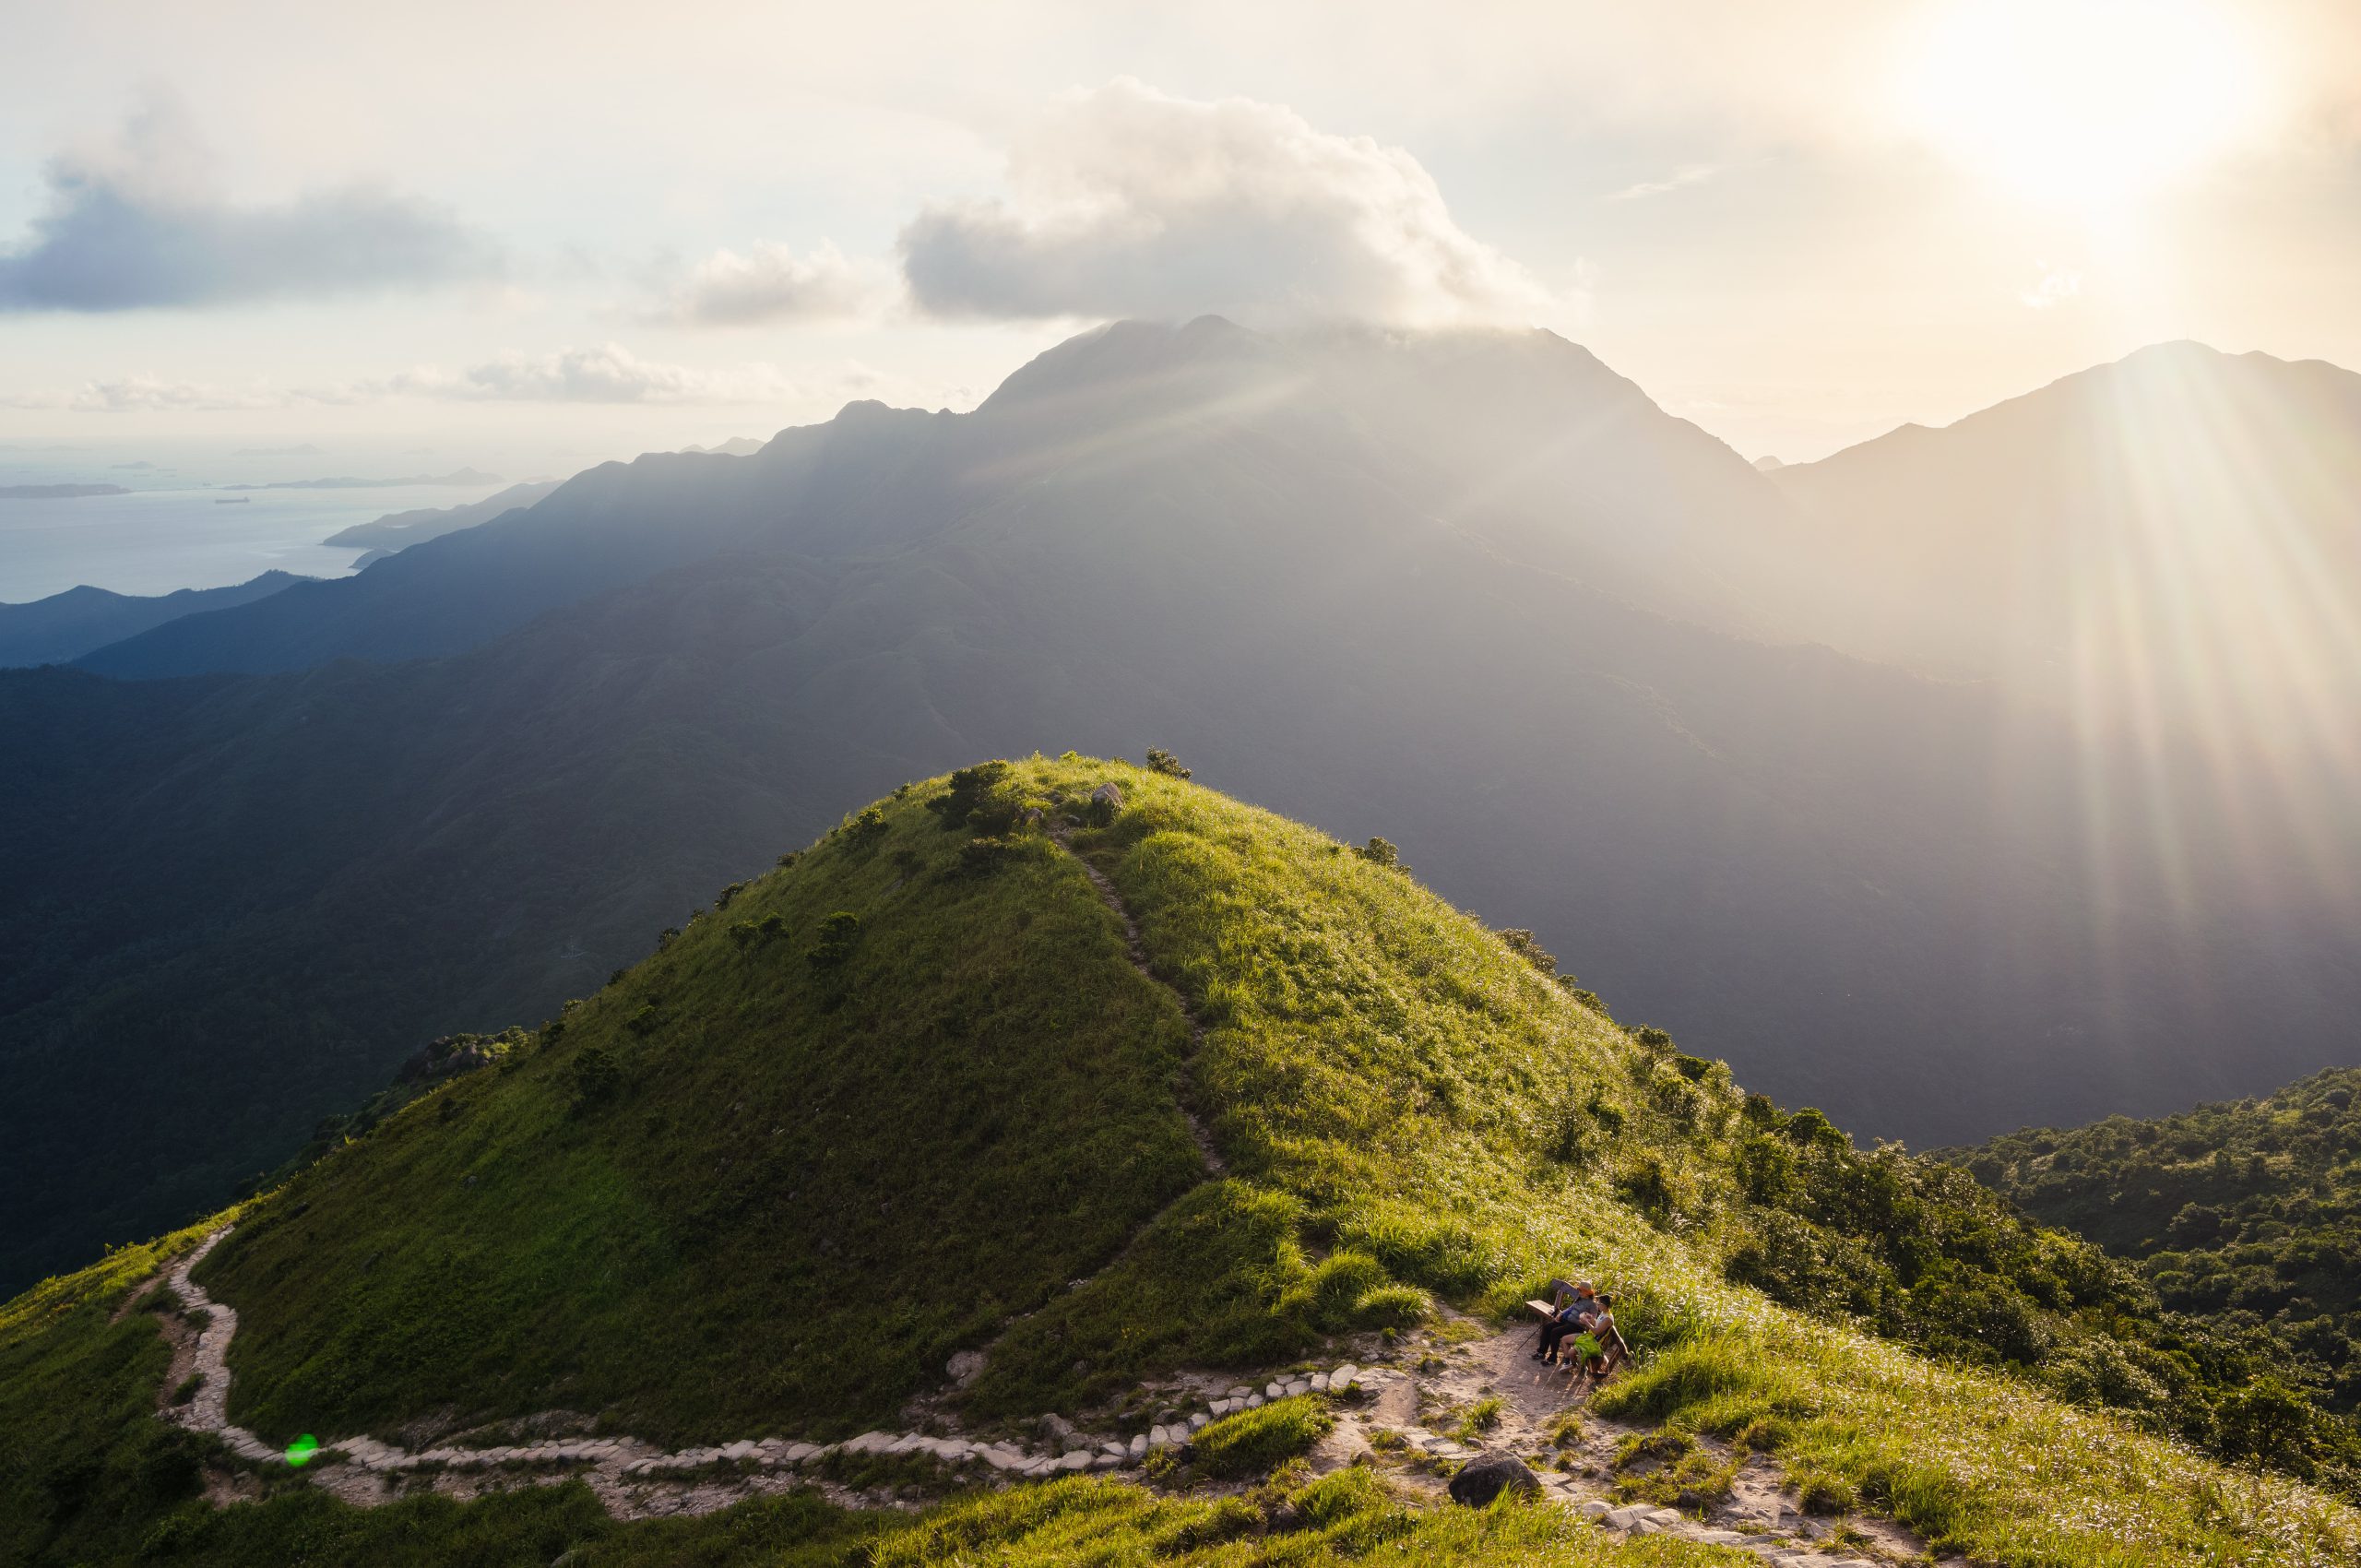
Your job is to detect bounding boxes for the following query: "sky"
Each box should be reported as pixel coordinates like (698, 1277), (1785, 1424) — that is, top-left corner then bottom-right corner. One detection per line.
(3, 0), (2359, 469)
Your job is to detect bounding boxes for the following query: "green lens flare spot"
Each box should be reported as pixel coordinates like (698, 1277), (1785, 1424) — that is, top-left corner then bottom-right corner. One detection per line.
(284, 1433), (320, 1467)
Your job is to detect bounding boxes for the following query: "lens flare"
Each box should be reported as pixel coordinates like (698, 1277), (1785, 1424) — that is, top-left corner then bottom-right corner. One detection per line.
(284, 1433), (320, 1467)
(1895, 0), (2262, 213)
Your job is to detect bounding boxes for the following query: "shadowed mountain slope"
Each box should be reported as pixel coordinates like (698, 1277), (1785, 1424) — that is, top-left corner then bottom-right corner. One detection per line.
(0, 572), (304, 668)
(319, 478), (564, 552)
(6, 322), (2359, 1301)
(1773, 341), (2361, 744)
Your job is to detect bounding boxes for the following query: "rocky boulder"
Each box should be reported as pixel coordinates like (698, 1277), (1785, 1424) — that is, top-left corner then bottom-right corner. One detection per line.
(1448, 1451), (1541, 1508)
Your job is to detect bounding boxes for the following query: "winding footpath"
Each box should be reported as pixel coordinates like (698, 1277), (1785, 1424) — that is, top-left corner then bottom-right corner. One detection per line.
(151, 1239), (1925, 1562)
(157, 1230), (1373, 1516)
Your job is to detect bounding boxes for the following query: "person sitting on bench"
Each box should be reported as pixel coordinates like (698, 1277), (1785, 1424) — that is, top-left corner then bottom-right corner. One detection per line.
(1565, 1293), (1620, 1379)
(1533, 1284), (1598, 1361)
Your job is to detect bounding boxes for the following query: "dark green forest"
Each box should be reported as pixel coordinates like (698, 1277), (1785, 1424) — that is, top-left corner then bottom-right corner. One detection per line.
(1952, 1067), (2361, 1426)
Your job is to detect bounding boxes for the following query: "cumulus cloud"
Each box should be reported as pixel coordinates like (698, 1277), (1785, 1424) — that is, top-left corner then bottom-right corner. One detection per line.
(897, 77), (1558, 327)
(0, 97), (498, 313)
(385, 343), (796, 403)
(647, 241), (890, 326)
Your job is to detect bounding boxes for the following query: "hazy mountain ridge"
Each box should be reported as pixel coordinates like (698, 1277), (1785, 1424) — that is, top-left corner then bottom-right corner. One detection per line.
(0, 572), (305, 668)
(319, 478), (564, 551)
(1771, 341), (2361, 728)
(6, 320), (2359, 1301)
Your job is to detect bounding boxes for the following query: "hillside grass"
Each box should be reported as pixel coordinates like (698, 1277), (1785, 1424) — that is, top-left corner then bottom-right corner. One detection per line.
(196, 778), (1211, 1443)
(6, 754), (2357, 1565)
(1017, 758), (2358, 1567)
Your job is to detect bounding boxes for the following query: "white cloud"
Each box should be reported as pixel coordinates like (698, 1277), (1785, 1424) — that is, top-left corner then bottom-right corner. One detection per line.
(647, 241), (891, 326)
(1, 374), (287, 412)
(0, 95), (497, 313)
(1608, 163), (1719, 200)
(8, 346), (804, 411)
(385, 343), (797, 404)
(2020, 264), (2083, 309)
(897, 77), (1560, 328)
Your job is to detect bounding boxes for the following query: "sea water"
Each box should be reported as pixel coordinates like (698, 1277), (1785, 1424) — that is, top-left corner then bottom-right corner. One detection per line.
(0, 481), (508, 603)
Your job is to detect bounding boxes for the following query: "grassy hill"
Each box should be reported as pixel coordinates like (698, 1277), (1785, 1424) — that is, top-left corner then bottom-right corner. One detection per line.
(1952, 1067), (2361, 1420)
(4, 757), (2357, 1566)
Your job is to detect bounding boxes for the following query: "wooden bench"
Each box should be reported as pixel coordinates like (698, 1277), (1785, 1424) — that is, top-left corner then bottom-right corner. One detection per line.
(1525, 1299), (1630, 1384)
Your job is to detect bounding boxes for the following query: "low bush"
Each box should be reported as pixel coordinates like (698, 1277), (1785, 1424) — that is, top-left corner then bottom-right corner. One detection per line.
(1191, 1395), (1335, 1479)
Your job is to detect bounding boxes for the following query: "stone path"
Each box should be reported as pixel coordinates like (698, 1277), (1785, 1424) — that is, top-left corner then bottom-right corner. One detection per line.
(151, 1236), (1955, 1560)
(153, 1230), (1379, 1517)
(1308, 1312), (1956, 1566)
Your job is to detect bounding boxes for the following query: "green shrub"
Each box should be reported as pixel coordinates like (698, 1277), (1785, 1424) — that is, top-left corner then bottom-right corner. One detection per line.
(1145, 748), (1192, 778)
(928, 761), (1012, 828)
(570, 1047), (621, 1109)
(809, 910), (861, 971)
(957, 837), (1021, 878)
(1497, 929), (1559, 977)
(1191, 1395), (1335, 1479)
(843, 807), (889, 849)
(1353, 837), (1398, 867)
(1348, 1284), (1430, 1330)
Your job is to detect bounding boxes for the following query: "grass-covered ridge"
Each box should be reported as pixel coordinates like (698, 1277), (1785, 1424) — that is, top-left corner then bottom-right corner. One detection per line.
(998, 758), (2359, 1562)
(5, 755), (2358, 1565)
(196, 772), (1212, 1443)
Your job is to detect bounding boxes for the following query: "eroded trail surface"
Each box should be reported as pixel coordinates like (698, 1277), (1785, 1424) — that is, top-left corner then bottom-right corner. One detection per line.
(1051, 826), (1224, 1175)
(148, 1235), (1951, 1562)
(1319, 1314), (1953, 1566)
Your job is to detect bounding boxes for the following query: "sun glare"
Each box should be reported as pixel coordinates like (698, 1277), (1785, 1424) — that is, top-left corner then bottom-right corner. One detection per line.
(1898, 0), (2260, 214)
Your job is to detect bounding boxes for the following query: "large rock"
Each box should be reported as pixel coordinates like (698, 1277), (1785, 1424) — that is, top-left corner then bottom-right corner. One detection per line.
(1448, 1452), (1542, 1508)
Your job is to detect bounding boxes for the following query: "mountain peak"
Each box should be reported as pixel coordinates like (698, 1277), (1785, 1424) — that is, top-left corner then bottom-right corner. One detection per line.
(976, 315), (1274, 414)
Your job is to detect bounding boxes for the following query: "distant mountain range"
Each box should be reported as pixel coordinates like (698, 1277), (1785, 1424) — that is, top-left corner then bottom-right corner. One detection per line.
(0, 482), (129, 500)
(320, 479), (563, 552)
(1771, 340), (2361, 754)
(221, 467), (504, 491)
(0, 572), (307, 668)
(3, 319), (2356, 1297)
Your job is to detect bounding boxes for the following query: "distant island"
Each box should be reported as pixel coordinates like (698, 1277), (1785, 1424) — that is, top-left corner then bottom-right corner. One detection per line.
(0, 483), (130, 500)
(222, 468), (502, 492)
